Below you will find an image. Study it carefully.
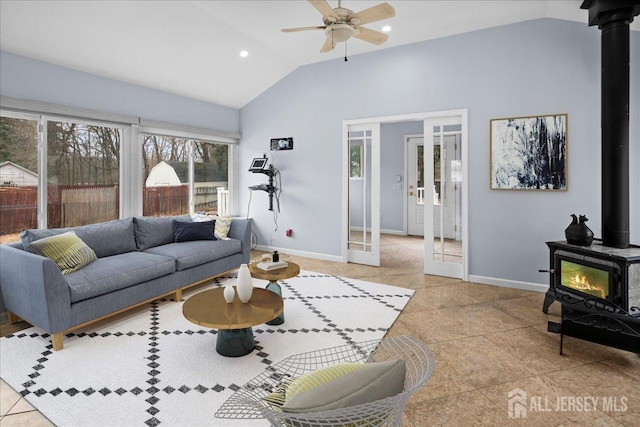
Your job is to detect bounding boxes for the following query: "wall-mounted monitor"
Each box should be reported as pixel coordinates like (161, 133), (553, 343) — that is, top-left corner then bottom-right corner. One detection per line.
(249, 157), (268, 172)
(270, 137), (293, 151)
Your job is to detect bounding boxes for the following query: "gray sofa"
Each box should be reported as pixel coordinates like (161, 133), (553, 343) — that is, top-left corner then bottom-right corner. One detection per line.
(0, 215), (251, 350)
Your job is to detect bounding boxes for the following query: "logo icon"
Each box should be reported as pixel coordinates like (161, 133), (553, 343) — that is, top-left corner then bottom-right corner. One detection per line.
(508, 388), (527, 419)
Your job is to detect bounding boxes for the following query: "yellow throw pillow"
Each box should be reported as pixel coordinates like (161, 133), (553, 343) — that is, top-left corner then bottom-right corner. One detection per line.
(29, 231), (97, 275)
(214, 217), (232, 240)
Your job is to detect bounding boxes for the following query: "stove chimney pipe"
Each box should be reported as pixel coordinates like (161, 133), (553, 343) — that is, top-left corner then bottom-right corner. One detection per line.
(581, 0), (640, 249)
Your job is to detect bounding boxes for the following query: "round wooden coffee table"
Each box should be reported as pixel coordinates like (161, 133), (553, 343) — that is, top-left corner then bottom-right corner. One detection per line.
(248, 261), (300, 325)
(183, 287), (283, 357)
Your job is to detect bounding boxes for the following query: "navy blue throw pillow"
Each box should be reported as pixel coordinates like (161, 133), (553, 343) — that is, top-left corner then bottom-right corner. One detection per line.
(173, 220), (216, 242)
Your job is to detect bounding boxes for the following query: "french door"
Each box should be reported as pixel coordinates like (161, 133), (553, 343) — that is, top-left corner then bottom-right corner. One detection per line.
(343, 110), (467, 278)
(407, 136), (425, 236)
(424, 116), (464, 279)
(345, 122), (380, 266)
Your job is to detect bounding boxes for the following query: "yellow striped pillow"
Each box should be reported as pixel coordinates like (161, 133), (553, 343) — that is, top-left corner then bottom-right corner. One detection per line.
(214, 217), (232, 240)
(29, 231), (97, 275)
(267, 359), (406, 414)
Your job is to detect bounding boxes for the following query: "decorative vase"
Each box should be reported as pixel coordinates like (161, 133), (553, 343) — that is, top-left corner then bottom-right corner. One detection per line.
(223, 281), (235, 303)
(236, 264), (253, 303)
(565, 214), (594, 246)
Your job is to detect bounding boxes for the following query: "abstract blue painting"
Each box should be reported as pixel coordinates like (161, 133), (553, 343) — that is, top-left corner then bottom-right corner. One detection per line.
(490, 114), (567, 190)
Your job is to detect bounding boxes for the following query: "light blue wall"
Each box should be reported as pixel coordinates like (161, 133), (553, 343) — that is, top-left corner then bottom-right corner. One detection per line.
(0, 50), (240, 132)
(240, 18), (640, 285)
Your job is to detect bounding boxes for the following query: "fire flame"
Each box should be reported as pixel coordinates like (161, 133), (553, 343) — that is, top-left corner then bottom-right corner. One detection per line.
(568, 274), (606, 299)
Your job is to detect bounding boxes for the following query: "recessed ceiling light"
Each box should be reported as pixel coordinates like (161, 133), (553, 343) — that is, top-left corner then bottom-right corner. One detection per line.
(381, 25), (392, 33)
(239, 50), (249, 58)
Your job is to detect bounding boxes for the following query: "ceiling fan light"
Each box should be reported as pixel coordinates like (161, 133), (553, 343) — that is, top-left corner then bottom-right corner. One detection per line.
(382, 25), (391, 32)
(239, 50), (249, 58)
(325, 23), (354, 43)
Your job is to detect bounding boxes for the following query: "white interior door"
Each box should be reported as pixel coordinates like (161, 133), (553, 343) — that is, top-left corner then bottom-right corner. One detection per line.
(424, 117), (464, 279)
(346, 123), (380, 266)
(407, 136), (424, 236)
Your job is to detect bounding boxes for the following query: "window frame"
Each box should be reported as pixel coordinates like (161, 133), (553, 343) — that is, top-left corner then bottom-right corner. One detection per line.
(2, 98), (239, 233)
(140, 126), (237, 217)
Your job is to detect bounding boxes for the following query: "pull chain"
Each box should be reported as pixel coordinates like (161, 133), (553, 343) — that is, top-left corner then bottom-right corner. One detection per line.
(344, 41), (348, 62)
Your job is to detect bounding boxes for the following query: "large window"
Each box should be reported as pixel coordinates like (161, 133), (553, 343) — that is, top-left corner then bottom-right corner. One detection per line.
(0, 114), (39, 243)
(47, 120), (121, 227)
(142, 134), (230, 217)
(1, 103), (237, 242)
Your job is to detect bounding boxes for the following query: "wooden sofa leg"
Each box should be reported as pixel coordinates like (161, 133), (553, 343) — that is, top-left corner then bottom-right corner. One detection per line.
(52, 332), (64, 351)
(7, 310), (20, 324)
(174, 289), (183, 302)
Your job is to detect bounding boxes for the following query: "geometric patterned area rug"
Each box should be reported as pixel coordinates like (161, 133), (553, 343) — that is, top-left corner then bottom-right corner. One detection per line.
(0, 271), (413, 426)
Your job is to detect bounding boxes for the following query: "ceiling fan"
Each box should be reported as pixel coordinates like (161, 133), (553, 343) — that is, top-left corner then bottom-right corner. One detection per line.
(281, 0), (395, 53)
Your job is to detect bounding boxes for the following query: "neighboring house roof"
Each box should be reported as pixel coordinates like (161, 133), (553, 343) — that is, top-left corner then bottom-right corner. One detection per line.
(0, 161), (38, 177)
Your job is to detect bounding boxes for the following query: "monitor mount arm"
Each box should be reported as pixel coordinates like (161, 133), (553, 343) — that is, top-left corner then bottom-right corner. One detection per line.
(249, 164), (277, 211)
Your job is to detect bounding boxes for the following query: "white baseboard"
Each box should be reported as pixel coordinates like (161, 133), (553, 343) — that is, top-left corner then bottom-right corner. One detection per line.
(254, 245), (343, 263)
(252, 246), (548, 293)
(468, 275), (548, 293)
(381, 229), (406, 236)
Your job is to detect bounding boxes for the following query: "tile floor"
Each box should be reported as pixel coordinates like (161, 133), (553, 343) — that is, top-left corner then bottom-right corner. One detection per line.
(1, 234), (638, 426)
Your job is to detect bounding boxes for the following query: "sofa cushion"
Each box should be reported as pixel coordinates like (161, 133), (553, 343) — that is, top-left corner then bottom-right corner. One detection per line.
(20, 218), (137, 258)
(144, 239), (241, 271)
(134, 215), (191, 250)
(29, 231), (97, 275)
(65, 252), (176, 303)
(173, 220), (216, 242)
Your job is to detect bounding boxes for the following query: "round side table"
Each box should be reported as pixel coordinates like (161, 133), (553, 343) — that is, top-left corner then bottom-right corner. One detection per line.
(248, 261), (300, 325)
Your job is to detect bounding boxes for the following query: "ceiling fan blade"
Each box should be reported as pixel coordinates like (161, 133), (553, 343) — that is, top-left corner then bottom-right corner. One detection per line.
(320, 36), (336, 53)
(308, 0), (338, 20)
(350, 2), (395, 25)
(281, 26), (326, 33)
(353, 26), (389, 45)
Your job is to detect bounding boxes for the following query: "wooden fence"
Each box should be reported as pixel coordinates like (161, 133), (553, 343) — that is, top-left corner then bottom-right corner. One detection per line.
(143, 185), (189, 217)
(0, 186), (37, 235)
(1, 185), (194, 235)
(61, 186), (118, 227)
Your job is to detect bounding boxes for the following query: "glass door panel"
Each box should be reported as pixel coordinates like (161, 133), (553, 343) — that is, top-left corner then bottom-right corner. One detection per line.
(407, 138), (425, 236)
(425, 118), (463, 279)
(347, 123), (380, 266)
(433, 131), (462, 263)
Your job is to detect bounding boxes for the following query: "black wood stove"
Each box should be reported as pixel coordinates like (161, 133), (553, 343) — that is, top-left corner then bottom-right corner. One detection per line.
(542, 0), (640, 354)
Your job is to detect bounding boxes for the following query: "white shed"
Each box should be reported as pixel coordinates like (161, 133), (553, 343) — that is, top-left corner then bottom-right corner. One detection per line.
(0, 161), (38, 186)
(145, 161), (181, 187)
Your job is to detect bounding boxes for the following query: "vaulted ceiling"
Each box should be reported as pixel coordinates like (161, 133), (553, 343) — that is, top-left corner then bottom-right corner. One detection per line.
(1, 1), (636, 109)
